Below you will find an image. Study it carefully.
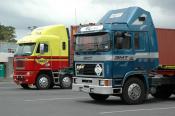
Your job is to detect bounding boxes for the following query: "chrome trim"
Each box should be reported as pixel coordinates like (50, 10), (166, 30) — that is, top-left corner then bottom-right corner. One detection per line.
(72, 77), (122, 94)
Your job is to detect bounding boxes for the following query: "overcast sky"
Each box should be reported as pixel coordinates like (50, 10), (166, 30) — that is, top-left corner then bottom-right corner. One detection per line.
(0, 0), (175, 39)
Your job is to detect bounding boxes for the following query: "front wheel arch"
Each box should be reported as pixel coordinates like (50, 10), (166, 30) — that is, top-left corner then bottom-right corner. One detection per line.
(35, 70), (53, 85)
(123, 73), (149, 91)
(121, 76), (148, 104)
(35, 70), (53, 89)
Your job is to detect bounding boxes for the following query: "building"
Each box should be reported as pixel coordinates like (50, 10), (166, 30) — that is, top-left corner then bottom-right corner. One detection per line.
(0, 42), (17, 80)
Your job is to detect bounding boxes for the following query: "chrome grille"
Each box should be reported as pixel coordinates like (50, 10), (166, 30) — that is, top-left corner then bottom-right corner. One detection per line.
(75, 63), (103, 77)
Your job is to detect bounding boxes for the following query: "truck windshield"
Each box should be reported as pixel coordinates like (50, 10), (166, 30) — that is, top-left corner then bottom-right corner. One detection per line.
(75, 33), (110, 52)
(15, 43), (35, 56)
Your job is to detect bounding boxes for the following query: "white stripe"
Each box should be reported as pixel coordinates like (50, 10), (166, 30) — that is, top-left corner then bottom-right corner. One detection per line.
(100, 106), (175, 114)
(24, 97), (88, 102)
(74, 52), (158, 61)
(135, 52), (159, 59)
(74, 55), (112, 61)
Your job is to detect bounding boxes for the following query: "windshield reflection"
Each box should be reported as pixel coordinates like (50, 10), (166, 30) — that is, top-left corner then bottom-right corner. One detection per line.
(15, 43), (35, 56)
(75, 33), (110, 52)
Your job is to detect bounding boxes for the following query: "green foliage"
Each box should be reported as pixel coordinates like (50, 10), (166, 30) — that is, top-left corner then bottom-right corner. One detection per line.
(0, 24), (17, 42)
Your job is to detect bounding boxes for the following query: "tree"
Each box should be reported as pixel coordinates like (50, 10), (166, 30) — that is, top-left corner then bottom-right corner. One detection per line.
(0, 24), (17, 42)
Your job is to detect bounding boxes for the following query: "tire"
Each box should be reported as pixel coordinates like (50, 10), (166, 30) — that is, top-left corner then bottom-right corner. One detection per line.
(49, 83), (54, 89)
(60, 75), (72, 89)
(121, 77), (147, 105)
(49, 78), (54, 89)
(89, 93), (109, 102)
(20, 84), (30, 89)
(151, 85), (173, 99)
(36, 74), (51, 90)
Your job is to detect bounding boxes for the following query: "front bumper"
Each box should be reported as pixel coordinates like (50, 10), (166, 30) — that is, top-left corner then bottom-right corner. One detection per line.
(13, 71), (37, 85)
(72, 77), (122, 95)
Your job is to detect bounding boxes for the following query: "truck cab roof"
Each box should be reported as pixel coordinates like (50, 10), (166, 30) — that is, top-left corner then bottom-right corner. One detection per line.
(98, 6), (154, 32)
(17, 25), (67, 44)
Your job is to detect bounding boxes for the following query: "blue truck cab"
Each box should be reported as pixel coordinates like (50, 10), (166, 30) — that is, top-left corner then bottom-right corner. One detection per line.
(72, 7), (160, 104)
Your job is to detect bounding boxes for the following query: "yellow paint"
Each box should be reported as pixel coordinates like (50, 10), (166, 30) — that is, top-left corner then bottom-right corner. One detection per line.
(17, 25), (69, 58)
(159, 65), (175, 70)
(51, 59), (68, 61)
(26, 59), (35, 61)
(27, 58), (68, 62)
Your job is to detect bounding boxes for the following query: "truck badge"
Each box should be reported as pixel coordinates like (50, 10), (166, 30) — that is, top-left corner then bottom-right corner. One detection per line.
(36, 58), (49, 65)
(95, 64), (102, 76)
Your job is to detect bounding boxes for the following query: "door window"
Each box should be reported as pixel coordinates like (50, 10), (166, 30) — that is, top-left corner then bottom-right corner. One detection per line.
(36, 43), (48, 53)
(134, 32), (146, 51)
(114, 32), (131, 49)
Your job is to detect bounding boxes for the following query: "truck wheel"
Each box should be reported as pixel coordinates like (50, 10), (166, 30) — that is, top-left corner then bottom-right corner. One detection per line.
(20, 84), (30, 89)
(89, 93), (109, 102)
(49, 82), (54, 89)
(121, 78), (147, 104)
(60, 75), (72, 89)
(36, 74), (51, 90)
(151, 86), (172, 99)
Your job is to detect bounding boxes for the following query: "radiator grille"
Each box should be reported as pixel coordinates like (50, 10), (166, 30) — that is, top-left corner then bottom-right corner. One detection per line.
(75, 63), (103, 77)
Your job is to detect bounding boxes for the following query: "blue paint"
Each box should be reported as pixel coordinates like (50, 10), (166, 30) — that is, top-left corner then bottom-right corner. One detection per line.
(74, 7), (159, 89)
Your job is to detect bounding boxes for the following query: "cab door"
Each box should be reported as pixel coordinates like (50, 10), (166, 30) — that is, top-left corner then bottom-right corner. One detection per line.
(34, 42), (52, 70)
(112, 31), (134, 79)
(133, 32), (150, 70)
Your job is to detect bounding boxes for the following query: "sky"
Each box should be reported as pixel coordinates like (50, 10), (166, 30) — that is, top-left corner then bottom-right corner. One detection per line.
(0, 0), (175, 39)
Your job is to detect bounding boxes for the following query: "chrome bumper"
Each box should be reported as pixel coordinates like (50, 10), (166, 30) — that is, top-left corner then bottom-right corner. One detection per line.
(72, 77), (121, 95)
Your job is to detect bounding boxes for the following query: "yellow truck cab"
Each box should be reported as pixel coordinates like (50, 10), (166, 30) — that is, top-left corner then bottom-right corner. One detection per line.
(14, 25), (73, 89)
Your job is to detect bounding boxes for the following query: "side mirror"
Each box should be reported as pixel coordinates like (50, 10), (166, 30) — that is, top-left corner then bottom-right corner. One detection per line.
(40, 43), (44, 54)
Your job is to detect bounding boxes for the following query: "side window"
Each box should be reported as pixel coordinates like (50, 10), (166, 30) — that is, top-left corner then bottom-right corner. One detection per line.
(62, 42), (66, 50)
(134, 32), (145, 50)
(115, 32), (131, 49)
(36, 43), (48, 53)
(134, 32), (139, 49)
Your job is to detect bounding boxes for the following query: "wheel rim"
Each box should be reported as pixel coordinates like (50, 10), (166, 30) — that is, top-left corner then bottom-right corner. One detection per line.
(128, 83), (141, 100)
(62, 77), (71, 88)
(39, 76), (49, 88)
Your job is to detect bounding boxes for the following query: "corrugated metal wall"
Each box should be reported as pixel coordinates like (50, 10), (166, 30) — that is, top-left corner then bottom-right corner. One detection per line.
(0, 42), (17, 53)
(156, 28), (175, 65)
(70, 26), (79, 66)
(0, 42), (16, 79)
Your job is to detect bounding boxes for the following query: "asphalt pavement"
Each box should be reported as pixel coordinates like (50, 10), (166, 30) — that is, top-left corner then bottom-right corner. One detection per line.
(0, 81), (175, 116)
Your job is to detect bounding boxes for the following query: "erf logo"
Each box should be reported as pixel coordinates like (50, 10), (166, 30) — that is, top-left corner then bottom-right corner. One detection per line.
(114, 56), (134, 61)
(95, 64), (103, 76)
(36, 58), (49, 65)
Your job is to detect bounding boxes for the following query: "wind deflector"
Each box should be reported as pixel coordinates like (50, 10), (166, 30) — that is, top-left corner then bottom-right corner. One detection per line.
(98, 8), (128, 24)
(97, 7), (151, 27)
